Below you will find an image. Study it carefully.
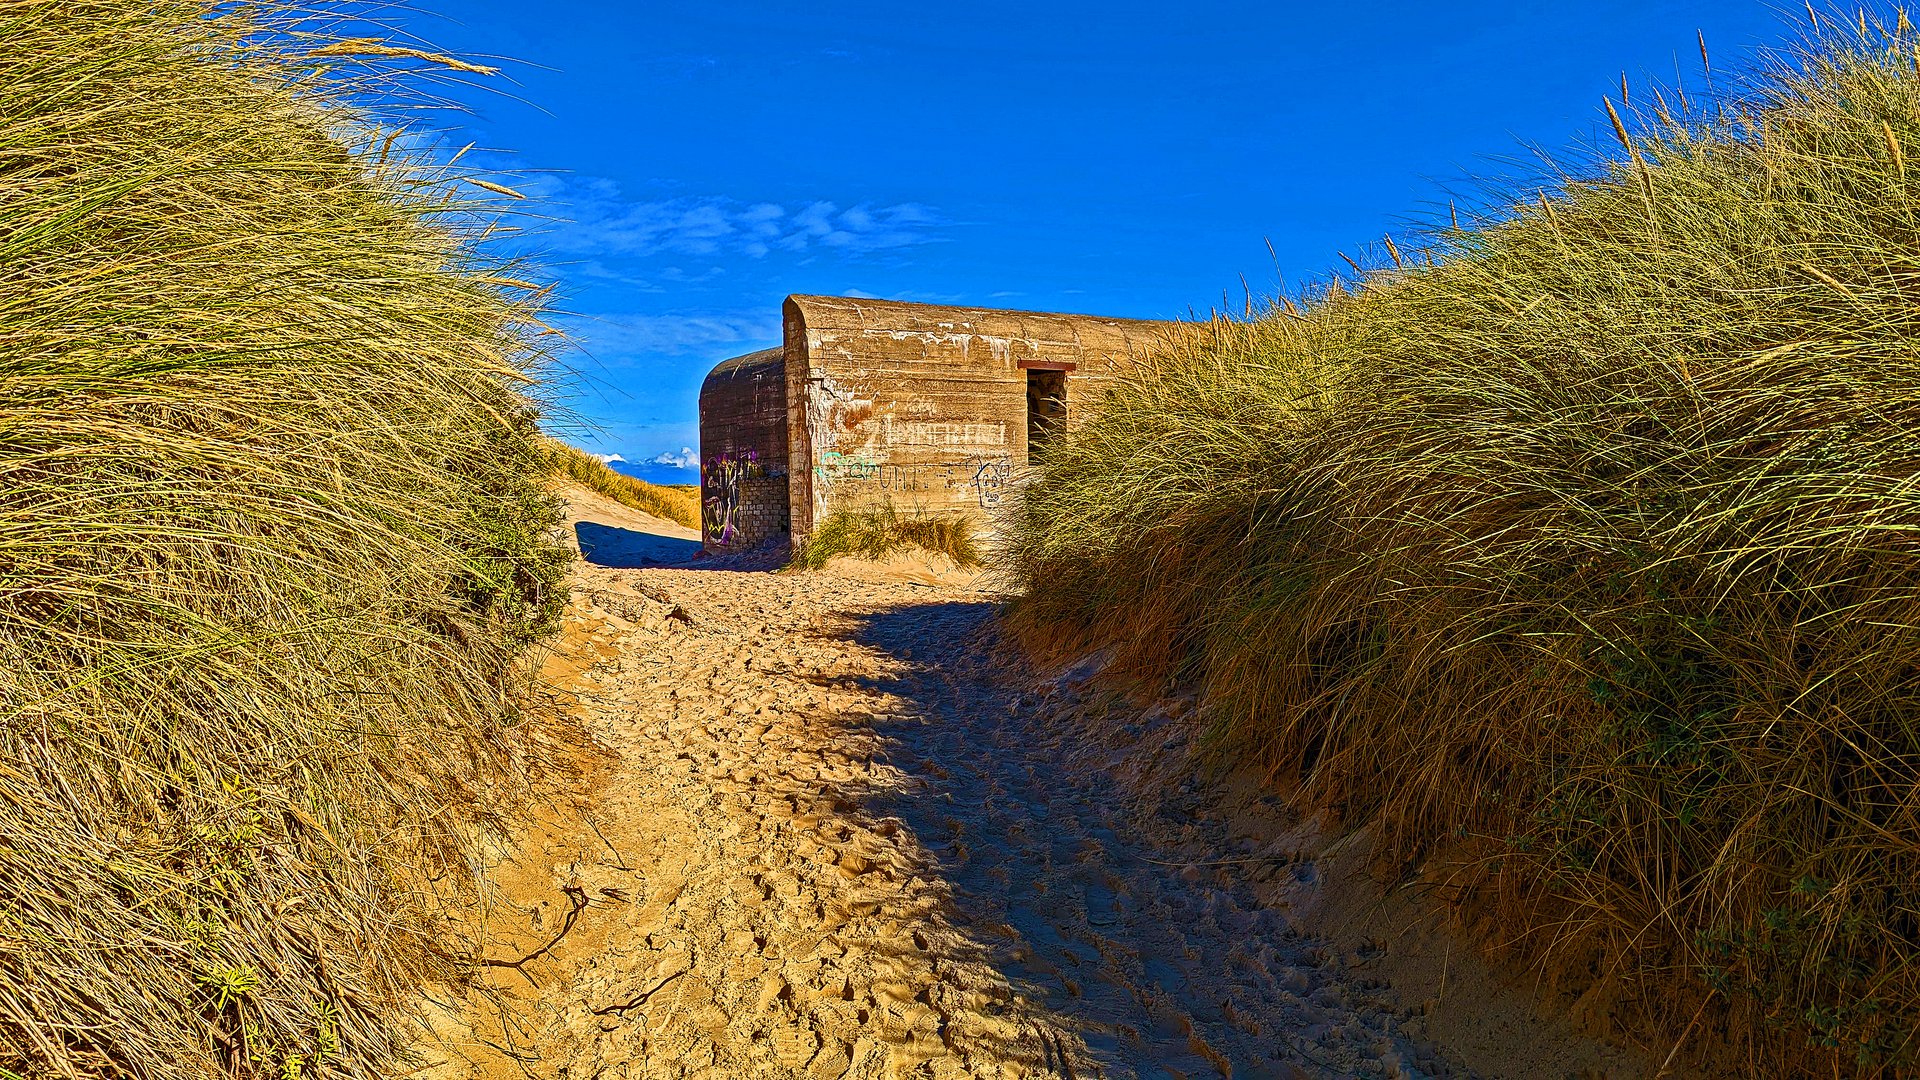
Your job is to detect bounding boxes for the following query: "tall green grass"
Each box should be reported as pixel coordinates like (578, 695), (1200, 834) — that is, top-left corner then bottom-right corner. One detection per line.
(0, 3), (567, 1076)
(1008, 12), (1920, 1074)
(539, 437), (702, 529)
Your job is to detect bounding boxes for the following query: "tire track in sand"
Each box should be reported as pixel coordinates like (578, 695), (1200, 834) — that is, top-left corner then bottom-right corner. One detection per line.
(419, 559), (1465, 1079)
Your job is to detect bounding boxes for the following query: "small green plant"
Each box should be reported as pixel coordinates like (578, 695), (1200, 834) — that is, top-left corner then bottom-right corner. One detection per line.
(313, 1001), (339, 1062)
(197, 965), (260, 1012)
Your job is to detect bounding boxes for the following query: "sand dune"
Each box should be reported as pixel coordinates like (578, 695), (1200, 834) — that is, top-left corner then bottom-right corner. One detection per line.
(419, 499), (1649, 1079)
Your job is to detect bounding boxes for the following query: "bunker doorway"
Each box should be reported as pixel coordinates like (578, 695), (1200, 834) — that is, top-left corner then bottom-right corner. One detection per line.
(1026, 367), (1068, 457)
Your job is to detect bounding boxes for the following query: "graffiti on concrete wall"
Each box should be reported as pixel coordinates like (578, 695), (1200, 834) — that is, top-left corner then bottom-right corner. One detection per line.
(703, 449), (759, 545)
(879, 417), (1008, 448)
(815, 450), (880, 484)
(972, 459), (1012, 508)
(810, 453), (1015, 510)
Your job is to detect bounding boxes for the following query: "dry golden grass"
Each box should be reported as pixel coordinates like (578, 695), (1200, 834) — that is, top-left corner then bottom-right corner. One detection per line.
(0, 3), (567, 1076)
(796, 505), (982, 570)
(539, 437), (701, 529)
(1006, 10), (1920, 1075)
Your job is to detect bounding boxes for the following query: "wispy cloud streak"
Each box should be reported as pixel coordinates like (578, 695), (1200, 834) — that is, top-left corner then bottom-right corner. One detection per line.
(560, 309), (782, 361)
(547, 180), (945, 260)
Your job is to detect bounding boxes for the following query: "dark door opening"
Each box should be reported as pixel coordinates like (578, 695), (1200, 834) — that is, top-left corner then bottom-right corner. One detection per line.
(1026, 368), (1067, 457)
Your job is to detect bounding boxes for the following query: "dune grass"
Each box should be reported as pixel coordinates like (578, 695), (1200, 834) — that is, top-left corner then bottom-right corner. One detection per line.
(1006, 11), (1920, 1074)
(795, 505), (982, 570)
(0, 3), (570, 1076)
(540, 438), (702, 529)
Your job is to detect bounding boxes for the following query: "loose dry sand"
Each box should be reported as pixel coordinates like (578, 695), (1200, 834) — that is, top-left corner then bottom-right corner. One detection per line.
(415, 490), (1655, 1079)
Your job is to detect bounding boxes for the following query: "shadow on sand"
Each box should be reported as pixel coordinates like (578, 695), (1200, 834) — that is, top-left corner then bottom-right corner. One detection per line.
(796, 597), (1462, 1078)
(575, 521), (702, 569)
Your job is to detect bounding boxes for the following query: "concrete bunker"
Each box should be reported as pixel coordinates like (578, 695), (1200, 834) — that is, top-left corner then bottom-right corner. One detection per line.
(696, 346), (788, 550)
(697, 295), (1181, 555)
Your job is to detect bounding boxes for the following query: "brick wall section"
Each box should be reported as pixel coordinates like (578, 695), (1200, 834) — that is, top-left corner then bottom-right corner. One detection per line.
(697, 347), (789, 553)
(782, 295), (1183, 542)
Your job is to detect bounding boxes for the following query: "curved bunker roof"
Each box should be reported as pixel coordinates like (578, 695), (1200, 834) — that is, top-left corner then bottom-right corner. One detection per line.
(700, 345), (783, 389)
(783, 295), (1175, 370)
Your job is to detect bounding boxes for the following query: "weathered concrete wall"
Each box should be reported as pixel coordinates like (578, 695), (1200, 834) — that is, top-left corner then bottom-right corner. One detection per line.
(697, 347), (788, 553)
(782, 295), (1179, 541)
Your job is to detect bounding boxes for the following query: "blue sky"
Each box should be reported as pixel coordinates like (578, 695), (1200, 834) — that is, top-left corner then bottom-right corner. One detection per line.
(379, 1), (1797, 478)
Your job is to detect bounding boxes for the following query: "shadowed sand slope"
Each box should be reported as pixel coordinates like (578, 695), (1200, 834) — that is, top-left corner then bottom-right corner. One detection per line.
(560, 481), (703, 567)
(420, 531), (1652, 1078)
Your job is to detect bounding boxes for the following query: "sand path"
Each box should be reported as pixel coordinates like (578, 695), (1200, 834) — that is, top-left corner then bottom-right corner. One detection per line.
(419, 495), (1648, 1079)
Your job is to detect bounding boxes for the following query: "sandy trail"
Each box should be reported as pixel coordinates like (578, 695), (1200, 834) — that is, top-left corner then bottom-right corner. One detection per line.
(420, 496), (1646, 1080)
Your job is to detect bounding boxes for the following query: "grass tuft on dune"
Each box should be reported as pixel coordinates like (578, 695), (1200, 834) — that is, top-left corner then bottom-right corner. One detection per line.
(0, 2), (569, 1075)
(540, 438), (702, 530)
(796, 506), (982, 570)
(1007, 10), (1920, 1073)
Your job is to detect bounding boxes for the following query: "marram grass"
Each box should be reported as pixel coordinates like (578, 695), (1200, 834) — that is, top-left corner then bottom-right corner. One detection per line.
(0, 3), (568, 1077)
(796, 505), (982, 570)
(1007, 10), (1920, 1076)
(540, 437), (702, 530)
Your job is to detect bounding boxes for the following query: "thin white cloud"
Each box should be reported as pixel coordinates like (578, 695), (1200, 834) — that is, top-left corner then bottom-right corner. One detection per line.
(649, 447), (698, 469)
(546, 180), (945, 261)
(836, 287), (971, 305)
(563, 309), (782, 361)
(595, 453), (627, 464)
